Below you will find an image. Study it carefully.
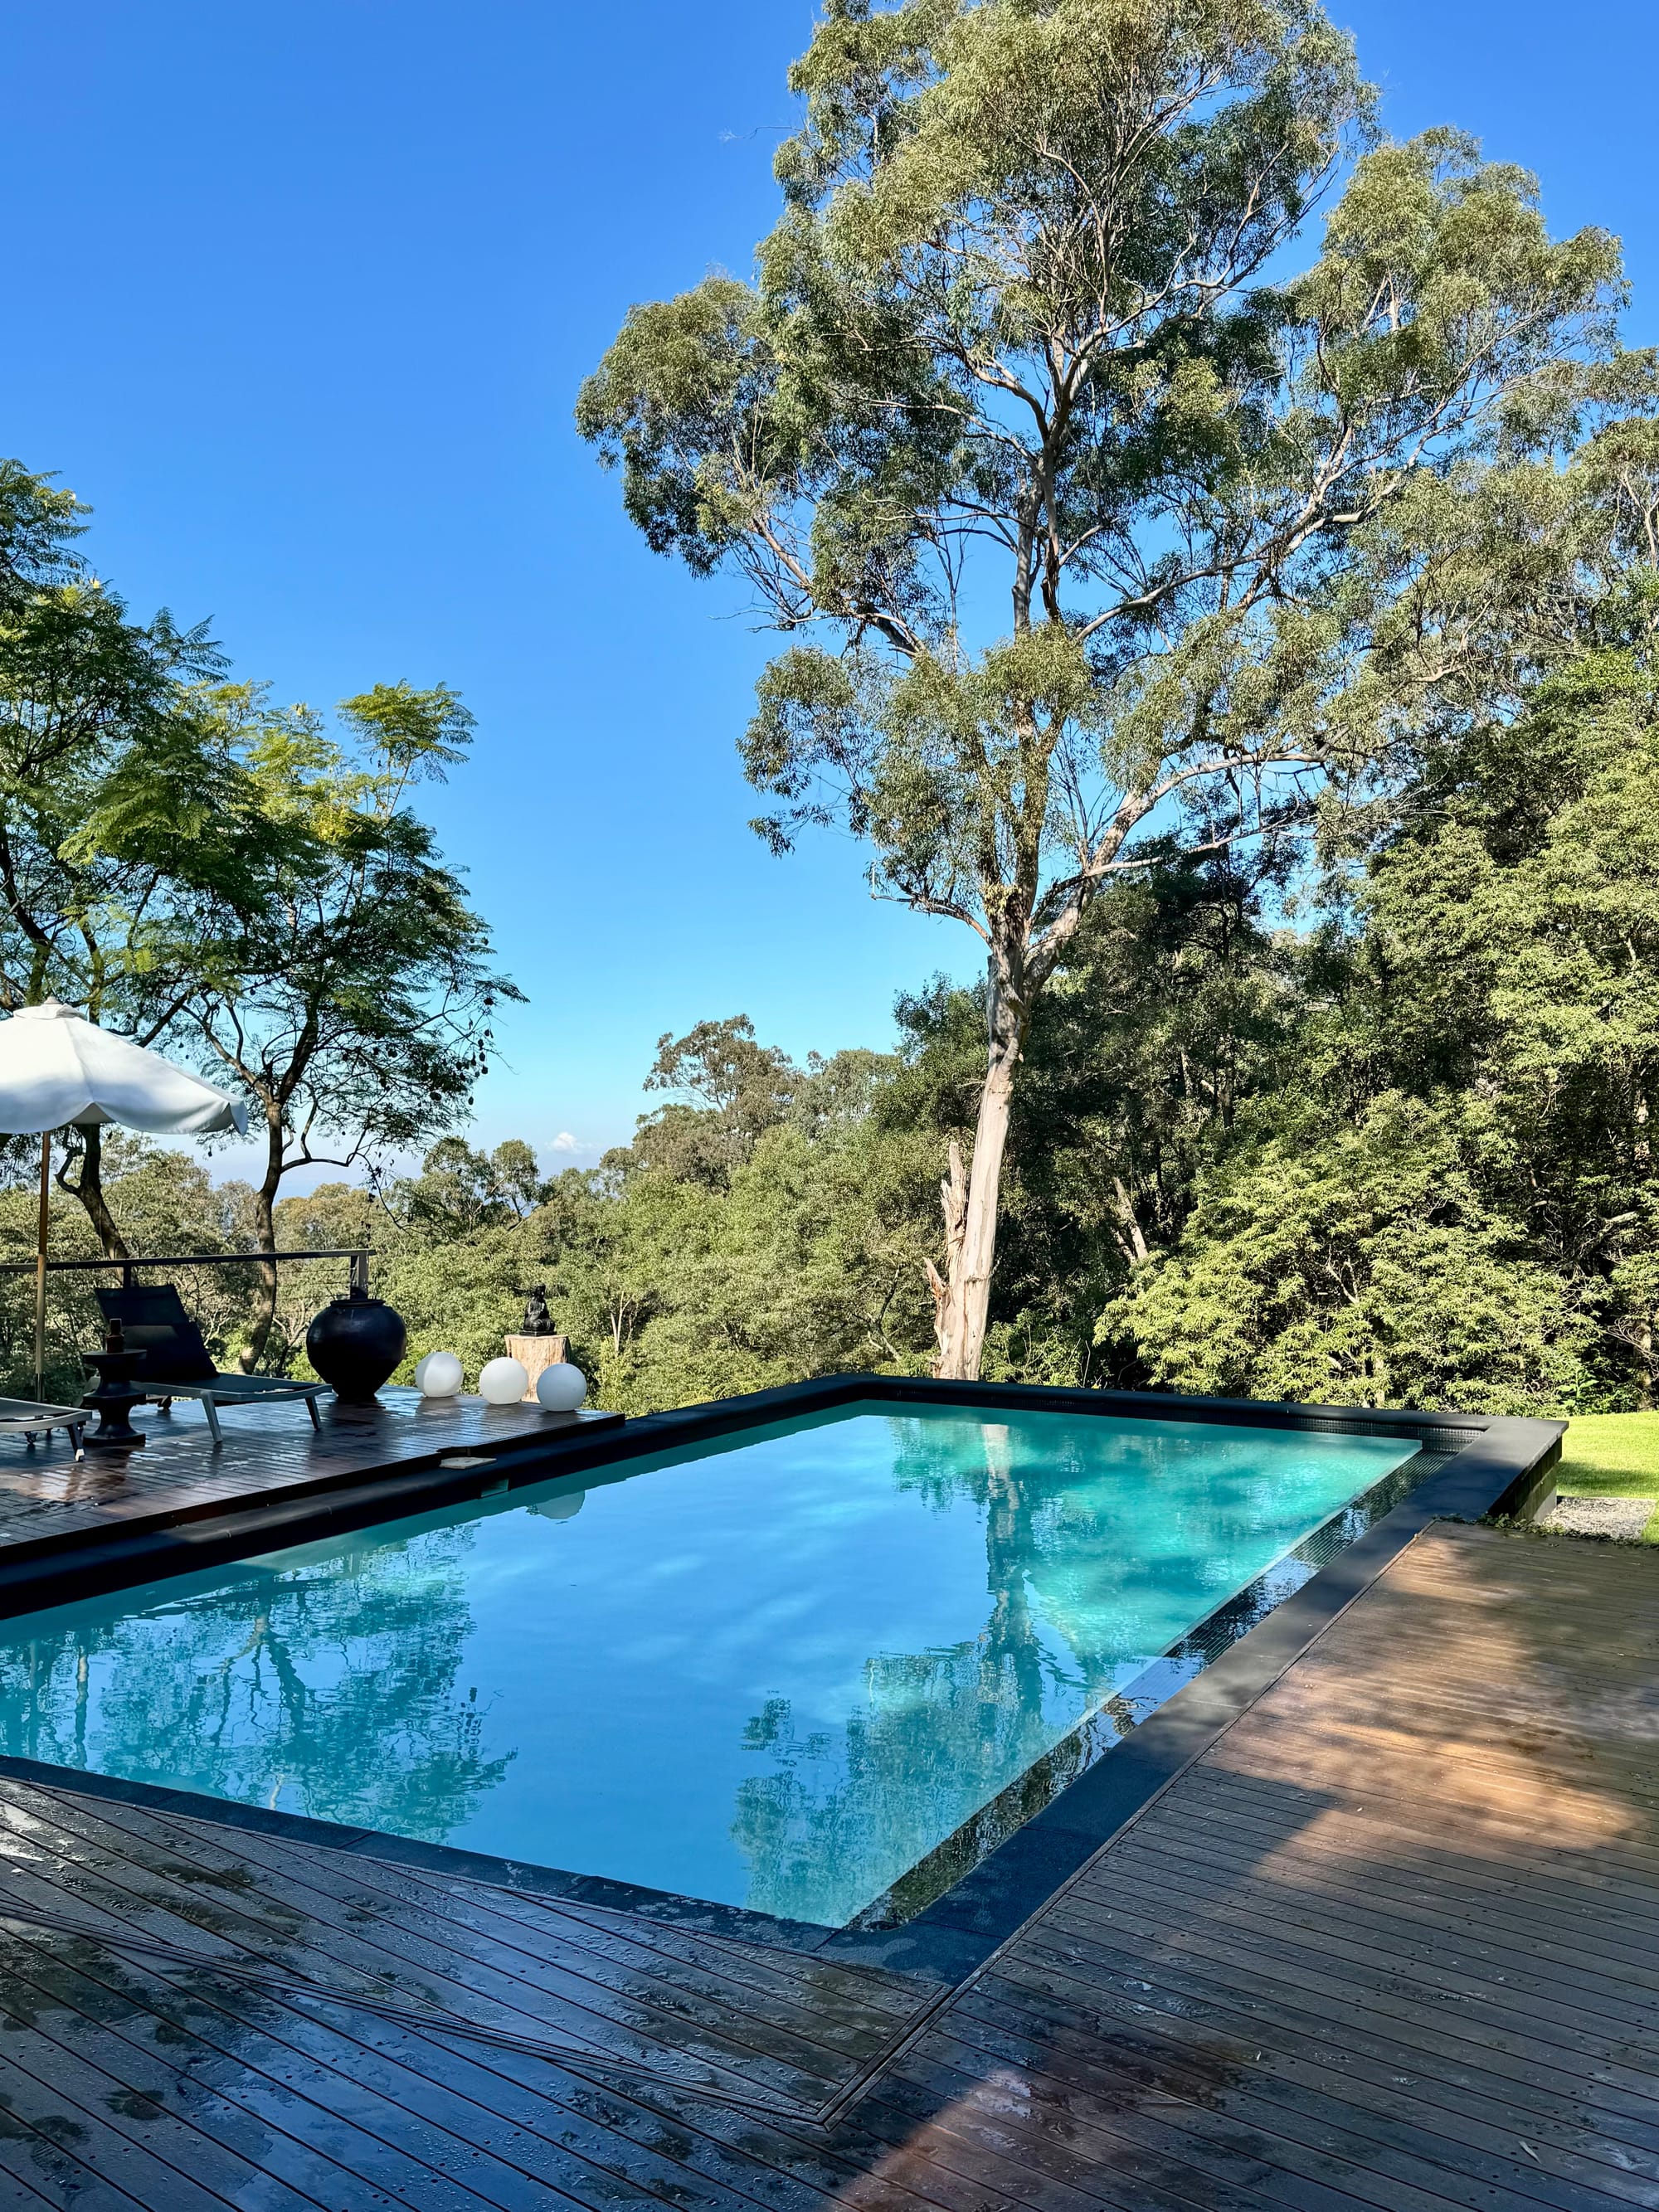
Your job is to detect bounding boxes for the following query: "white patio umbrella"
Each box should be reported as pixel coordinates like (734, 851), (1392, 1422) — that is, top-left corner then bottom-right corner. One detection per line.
(0, 1001), (248, 1398)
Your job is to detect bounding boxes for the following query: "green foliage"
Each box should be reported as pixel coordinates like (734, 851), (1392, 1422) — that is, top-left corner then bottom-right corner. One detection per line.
(0, 452), (513, 1367)
(0, 481), (225, 1019)
(629, 1014), (800, 1185)
(236, 1027), (946, 1412)
(0, 459), (85, 602)
(581, 2), (1632, 936)
(12, 0), (1659, 1422)
(251, 626), (1659, 1420)
(584, 0), (1645, 1377)
(1093, 625), (1659, 1413)
(591, 1115), (940, 1410)
(173, 679), (513, 1225)
(382, 1138), (550, 1239)
(1100, 1094), (1588, 1412)
(23, 657), (1659, 1423)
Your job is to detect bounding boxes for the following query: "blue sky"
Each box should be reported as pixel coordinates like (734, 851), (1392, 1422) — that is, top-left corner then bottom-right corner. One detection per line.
(2, 0), (1654, 1177)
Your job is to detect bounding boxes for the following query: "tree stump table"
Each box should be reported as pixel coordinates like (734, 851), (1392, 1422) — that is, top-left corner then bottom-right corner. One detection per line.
(504, 1334), (570, 1403)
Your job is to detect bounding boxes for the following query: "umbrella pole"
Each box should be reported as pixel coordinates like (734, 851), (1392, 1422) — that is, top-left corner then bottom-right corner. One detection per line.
(34, 1132), (48, 1403)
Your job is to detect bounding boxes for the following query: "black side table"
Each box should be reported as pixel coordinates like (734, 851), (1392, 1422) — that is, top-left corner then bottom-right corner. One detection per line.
(80, 1321), (148, 1450)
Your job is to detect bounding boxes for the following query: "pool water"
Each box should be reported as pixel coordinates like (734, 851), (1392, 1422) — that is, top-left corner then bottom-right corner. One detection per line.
(0, 1403), (1418, 1926)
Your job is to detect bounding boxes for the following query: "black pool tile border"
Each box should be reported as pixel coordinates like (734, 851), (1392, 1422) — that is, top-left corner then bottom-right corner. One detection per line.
(0, 1377), (1564, 1982)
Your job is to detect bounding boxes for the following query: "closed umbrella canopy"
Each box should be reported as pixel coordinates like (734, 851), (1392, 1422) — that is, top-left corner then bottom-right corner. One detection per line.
(0, 1001), (246, 1137)
(0, 1001), (249, 1400)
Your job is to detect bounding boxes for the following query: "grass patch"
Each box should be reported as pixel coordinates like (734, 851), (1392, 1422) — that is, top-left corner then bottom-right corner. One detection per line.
(1554, 1412), (1659, 1540)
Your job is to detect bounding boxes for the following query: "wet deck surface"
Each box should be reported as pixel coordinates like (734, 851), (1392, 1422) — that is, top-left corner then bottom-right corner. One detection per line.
(0, 1518), (1653, 2206)
(0, 1391), (615, 1568)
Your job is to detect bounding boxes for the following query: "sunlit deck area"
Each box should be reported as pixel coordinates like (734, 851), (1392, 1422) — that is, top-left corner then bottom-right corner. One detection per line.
(0, 1514), (1647, 2205)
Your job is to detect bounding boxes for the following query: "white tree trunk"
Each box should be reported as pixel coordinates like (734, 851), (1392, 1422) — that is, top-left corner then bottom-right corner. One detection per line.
(930, 1025), (1020, 1382)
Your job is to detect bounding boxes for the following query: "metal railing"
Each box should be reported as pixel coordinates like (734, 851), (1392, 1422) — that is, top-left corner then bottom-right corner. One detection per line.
(0, 1249), (372, 1293)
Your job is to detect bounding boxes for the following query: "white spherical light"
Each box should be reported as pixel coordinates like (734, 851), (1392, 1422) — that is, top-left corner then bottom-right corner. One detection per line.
(415, 1350), (464, 1398)
(478, 1355), (528, 1406)
(535, 1362), (587, 1413)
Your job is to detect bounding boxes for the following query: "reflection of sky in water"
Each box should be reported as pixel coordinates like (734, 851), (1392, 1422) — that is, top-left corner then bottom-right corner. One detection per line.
(0, 1405), (1416, 1926)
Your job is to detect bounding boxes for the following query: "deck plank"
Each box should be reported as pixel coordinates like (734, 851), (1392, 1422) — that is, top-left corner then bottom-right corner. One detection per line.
(0, 1925), (688, 2212)
(0, 1837), (899, 2117)
(919, 1974), (1642, 2212)
(1053, 1856), (1659, 2030)
(968, 1943), (1659, 2161)
(0, 1932), (426, 2210)
(940, 1985), (1657, 2209)
(0, 1790), (883, 2096)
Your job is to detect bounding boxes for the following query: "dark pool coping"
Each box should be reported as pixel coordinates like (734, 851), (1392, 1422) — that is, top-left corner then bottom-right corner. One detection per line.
(0, 1377), (1564, 1982)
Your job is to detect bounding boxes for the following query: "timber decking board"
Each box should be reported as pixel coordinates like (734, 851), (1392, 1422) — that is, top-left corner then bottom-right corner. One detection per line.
(0, 1388), (612, 1569)
(0, 1520), (1655, 2209)
(0, 1808), (906, 2112)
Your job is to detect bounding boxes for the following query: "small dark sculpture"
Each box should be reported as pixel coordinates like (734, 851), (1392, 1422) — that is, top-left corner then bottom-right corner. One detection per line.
(521, 1286), (556, 1337)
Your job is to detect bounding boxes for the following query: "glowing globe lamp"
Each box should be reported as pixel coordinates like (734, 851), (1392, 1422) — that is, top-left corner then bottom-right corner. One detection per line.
(535, 1363), (587, 1412)
(415, 1350), (464, 1398)
(479, 1355), (529, 1405)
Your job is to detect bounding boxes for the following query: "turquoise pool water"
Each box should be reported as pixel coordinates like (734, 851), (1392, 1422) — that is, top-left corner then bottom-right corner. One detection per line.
(0, 1403), (1418, 1926)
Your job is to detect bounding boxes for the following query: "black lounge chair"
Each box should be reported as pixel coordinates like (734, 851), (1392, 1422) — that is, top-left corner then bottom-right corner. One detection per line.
(94, 1284), (326, 1445)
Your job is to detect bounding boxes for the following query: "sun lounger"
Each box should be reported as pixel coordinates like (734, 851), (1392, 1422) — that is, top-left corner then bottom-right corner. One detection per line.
(0, 1398), (86, 1459)
(94, 1284), (326, 1445)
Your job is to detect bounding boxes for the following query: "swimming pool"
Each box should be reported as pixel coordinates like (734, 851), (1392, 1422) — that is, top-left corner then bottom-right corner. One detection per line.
(0, 1400), (1418, 1927)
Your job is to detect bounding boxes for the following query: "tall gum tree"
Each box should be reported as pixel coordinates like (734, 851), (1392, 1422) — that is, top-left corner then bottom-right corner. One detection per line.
(580, 0), (1630, 1378)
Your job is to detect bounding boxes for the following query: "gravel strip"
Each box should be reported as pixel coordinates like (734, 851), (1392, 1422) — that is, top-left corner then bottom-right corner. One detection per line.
(1541, 1494), (1656, 1540)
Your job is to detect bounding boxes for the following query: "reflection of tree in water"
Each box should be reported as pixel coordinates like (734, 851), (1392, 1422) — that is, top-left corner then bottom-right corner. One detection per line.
(733, 1417), (1130, 1926)
(734, 1415), (1389, 1923)
(0, 1529), (511, 1843)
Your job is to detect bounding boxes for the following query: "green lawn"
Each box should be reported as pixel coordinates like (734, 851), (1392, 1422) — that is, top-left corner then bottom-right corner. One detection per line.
(1554, 1412), (1659, 1540)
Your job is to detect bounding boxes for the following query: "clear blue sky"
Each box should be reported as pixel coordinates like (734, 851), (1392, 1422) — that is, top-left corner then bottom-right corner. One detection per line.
(2, 1), (1654, 1174)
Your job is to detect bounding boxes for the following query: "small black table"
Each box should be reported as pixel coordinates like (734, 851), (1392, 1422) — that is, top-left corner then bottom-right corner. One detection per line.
(80, 1337), (148, 1449)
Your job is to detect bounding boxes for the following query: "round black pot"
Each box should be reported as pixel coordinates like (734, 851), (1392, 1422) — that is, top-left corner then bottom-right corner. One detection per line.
(305, 1288), (408, 1403)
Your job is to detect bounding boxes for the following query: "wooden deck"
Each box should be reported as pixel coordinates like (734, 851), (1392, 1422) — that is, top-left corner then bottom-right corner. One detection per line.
(0, 1517), (1647, 2205)
(0, 1390), (617, 1577)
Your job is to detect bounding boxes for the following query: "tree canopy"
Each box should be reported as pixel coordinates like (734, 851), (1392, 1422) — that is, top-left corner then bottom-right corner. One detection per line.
(22, 622), (1659, 1419)
(0, 459), (510, 1369)
(581, 0), (1641, 1378)
(11, 2), (1659, 1429)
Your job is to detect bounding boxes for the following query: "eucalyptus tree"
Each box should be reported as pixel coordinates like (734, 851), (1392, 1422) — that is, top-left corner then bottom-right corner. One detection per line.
(581, 0), (1628, 1376)
(630, 1014), (800, 1185)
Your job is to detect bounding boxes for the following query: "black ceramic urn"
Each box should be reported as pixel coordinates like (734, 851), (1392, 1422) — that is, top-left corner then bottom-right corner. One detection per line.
(305, 1286), (408, 1402)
